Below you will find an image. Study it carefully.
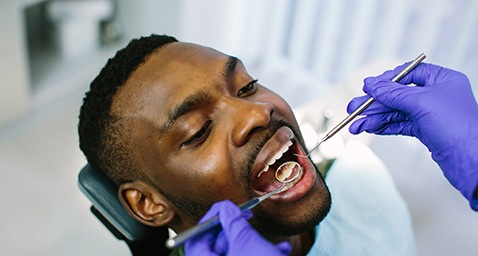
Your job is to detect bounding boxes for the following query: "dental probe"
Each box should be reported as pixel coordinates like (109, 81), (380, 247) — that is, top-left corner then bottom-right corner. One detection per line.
(165, 183), (285, 249)
(297, 53), (426, 158)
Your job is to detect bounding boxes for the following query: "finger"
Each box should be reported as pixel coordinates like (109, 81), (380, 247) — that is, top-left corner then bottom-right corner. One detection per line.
(363, 78), (422, 114)
(212, 230), (228, 254)
(240, 207), (253, 220)
(371, 121), (415, 137)
(349, 112), (410, 135)
(347, 95), (393, 115)
(350, 118), (415, 136)
(219, 201), (251, 238)
(217, 201), (271, 252)
(184, 230), (220, 256)
(374, 62), (456, 88)
(347, 95), (369, 114)
(364, 62), (442, 87)
(349, 117), (368, 134)
(199, 200), (231, 223)
(276, 241), (292, 255)
(394, 62), (446, 87)
(213, 200), (254, 240)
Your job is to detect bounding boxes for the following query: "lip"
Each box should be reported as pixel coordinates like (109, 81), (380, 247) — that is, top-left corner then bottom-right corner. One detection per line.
(251, 126), (317, 203)
(252, 126), (294, 177)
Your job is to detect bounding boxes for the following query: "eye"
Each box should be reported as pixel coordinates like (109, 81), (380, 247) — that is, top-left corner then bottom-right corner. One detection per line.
(181, 120), (212, 147)
(237, 79), (258, 97)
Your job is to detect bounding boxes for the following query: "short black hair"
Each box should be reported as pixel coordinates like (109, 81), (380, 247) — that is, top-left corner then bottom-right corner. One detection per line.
(78, 34), (178, 184)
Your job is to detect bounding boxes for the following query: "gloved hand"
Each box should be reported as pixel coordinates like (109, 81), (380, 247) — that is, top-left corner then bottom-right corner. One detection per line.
(347, 63), (478, 209)
(184, 200), (291, 256)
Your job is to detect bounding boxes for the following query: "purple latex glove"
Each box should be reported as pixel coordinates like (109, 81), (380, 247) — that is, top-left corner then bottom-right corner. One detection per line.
(347, 63), (478, 210)
(184, 200), (291, 256)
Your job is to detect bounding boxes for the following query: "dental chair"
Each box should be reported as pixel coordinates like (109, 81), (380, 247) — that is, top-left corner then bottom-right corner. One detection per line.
(78, 164), (171, 255)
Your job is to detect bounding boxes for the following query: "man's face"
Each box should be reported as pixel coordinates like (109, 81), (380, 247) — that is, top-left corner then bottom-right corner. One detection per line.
(112, 42), (331, 238)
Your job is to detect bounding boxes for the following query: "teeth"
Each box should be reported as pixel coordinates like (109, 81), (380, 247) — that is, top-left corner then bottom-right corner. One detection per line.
(257, 165), (269, 177)
(268, 158), (277, 166)
(257, 140), (293, 177)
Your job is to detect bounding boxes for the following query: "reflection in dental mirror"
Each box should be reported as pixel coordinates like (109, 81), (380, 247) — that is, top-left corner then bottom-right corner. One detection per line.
(275, 161), (302, 183)
(271, 161), (303, 193)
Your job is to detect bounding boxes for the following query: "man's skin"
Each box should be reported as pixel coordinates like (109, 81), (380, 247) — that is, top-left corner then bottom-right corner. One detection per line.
(111, 42), (331, 255)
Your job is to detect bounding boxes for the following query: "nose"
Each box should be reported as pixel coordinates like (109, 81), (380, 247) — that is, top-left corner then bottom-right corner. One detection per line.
(230, 99), (275, 146)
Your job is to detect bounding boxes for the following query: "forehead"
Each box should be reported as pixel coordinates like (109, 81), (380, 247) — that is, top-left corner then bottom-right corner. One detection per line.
(110, 42), (233, 120)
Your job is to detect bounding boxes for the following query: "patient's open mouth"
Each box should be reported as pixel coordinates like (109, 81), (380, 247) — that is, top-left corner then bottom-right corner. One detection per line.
(252, 140), (304, 193)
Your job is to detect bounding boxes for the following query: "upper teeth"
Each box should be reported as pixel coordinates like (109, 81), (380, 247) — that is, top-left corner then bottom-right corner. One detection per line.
(258, 140), (293, 177)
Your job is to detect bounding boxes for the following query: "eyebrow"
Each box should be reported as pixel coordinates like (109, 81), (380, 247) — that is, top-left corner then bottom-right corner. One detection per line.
(223, 56), (239, 80)
(160, 90), (212, 135)
(160, 55), (239, 135)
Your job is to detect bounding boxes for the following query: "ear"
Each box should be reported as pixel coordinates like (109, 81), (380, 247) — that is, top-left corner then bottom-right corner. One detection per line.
(118, 181), (175, 227)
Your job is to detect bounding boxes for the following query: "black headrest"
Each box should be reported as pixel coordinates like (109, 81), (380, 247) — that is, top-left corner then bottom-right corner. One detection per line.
(78, 164), (164, 241)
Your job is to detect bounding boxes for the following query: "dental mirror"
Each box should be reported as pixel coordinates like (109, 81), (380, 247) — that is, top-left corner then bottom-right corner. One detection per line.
(165, 161), (303, 249)
(275, 161), (302, 184)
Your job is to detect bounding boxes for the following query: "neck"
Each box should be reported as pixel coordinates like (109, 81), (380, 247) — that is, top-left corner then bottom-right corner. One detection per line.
(275, 230), (315, 256)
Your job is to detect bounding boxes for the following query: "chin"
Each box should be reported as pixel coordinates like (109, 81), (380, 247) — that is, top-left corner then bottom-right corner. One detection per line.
(251, 178), (331, 239)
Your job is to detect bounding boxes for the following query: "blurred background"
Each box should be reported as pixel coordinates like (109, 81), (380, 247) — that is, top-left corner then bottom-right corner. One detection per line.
(1, 0), (477, 255)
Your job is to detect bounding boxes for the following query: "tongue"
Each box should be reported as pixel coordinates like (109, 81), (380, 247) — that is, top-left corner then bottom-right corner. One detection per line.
(252, 168), (282, 193)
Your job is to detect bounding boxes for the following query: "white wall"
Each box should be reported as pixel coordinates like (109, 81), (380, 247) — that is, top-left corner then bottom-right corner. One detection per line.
(116, 0), (181, 39)
(174, 0), (478, 109)
(0, 0), (30, 127)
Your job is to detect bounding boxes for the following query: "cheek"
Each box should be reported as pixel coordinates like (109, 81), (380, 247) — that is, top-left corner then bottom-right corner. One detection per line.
(157, 150), (238, 200)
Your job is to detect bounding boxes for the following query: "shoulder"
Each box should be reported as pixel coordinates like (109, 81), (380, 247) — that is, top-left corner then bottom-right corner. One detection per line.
(309, 140), (417, 255)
